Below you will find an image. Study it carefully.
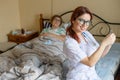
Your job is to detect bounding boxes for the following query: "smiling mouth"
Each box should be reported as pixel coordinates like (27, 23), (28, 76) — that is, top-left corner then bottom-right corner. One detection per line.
(80, 26), (85, 30)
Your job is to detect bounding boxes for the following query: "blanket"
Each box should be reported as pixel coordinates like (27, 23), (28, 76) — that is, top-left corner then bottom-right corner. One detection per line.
(0, 36), (65, 80)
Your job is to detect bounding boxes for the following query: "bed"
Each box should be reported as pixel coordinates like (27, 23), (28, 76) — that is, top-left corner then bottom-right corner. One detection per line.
(0, 10), (120, 80)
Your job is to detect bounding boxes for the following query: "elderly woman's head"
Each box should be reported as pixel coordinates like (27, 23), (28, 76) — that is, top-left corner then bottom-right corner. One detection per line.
(51, 15), (62, 28)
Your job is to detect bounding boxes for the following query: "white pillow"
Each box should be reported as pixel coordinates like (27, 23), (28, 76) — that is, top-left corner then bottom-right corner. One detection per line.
(62, 22), (71, 29)
(43, 21), (52, 28)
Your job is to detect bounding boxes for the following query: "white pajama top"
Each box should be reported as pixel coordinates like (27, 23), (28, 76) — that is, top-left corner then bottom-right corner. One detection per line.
(63, 31), (101, 80)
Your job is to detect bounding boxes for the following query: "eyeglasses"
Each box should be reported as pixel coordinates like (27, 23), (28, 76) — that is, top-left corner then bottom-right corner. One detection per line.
(53, 18), (61, 22)
(78, 18), (91, 26)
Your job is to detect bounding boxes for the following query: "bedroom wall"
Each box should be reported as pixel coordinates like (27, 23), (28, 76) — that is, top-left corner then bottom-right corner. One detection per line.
(0, 0), (20, 42)
(19, 0), (52, 32)
(19, 0), (120, 34)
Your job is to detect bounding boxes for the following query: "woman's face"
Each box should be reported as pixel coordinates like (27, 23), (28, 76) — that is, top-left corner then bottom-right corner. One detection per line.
(52, 17), (61, 28)
(72, 13), (91, 33)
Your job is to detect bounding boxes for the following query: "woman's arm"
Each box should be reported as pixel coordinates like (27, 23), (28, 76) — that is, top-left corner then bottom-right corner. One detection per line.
(40, 32), (66, 41)
(54, 34), (66, 41)
(101, 45), (112, 57)
(47, 33), (65, 41)
(80, 33), (116, 67)
(81, 43), (106, 67)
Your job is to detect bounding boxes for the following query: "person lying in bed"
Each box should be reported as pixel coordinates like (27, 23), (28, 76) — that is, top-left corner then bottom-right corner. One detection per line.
(63, 6), (116, 80)
(40, 15), (66, 42)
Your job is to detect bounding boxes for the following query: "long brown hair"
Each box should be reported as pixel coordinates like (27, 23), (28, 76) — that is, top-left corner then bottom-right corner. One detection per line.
(67, 6), (92, 43)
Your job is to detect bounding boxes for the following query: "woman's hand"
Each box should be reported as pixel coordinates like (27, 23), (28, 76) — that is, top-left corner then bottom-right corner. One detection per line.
(102, 33), (116, 46)
(40, 32), (65, 41)
(40, 32), (53, 37)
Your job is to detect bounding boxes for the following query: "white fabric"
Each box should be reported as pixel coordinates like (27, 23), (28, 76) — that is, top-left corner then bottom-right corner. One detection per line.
(63, 31), (101, 80)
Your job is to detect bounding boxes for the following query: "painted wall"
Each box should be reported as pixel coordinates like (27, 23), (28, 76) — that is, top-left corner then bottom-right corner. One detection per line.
(53, 0), (120, 21)
(19, 0), (52, 31)
(0, 0), (20, 42)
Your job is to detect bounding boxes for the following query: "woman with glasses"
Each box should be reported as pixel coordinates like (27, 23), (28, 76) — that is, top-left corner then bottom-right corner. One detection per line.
(63, 6), (116, 80)
(40, 15), (66, 41)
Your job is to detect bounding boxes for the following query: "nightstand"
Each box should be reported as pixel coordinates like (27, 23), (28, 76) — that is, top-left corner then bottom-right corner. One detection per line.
(7, 31), (39, 44)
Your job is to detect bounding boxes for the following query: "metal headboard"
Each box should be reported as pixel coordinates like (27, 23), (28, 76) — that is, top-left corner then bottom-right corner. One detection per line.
(40, 10), (120, 39)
